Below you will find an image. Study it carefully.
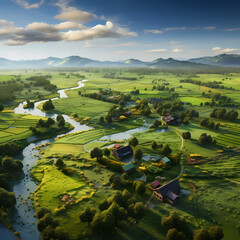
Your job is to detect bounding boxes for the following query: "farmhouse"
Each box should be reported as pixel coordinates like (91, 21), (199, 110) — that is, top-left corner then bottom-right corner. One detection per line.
(161, 157), (171, 166)
(163, 116), (182, 125)
(122, 162), (136, 173)
(113, 145), (133, 160)
(152, 179), (181, 205)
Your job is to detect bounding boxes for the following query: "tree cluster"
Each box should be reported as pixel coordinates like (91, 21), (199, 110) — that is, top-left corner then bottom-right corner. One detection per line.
(199, 133), (216, 145)
(1, 156), (23, 172)
(180, 78), (234, 90)
(0, 143), (22, 157)
(26, 76), (57, 92)
(200, 118), (220, 130)
(36, 207), (69, 240)
(210, 109), (238, 121)
(80, 190), (146, 234)
(193, 227), (224, 240)
(135, 99), (151, 116)
(42, 99), (55, 111)
(0, 187), (16, 211)
(161, 211), (188, 240)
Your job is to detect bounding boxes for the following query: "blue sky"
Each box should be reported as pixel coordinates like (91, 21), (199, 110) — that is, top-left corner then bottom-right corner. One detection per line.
(0, 0), (239, 61)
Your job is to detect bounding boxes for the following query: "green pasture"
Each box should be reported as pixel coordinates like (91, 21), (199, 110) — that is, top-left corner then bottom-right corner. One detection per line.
(51, 90), (114, 120)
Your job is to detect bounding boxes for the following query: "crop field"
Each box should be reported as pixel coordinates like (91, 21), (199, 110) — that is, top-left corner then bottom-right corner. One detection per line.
(56, 129), (104, 144)
(215, 123), (240, 147)
(0, 113), (42, 143)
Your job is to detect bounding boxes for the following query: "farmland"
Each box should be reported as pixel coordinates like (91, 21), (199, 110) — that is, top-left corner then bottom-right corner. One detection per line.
(0, 68), (239, 240)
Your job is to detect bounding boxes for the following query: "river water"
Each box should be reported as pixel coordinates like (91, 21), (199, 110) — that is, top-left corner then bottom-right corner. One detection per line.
(1, 80), (158, 240)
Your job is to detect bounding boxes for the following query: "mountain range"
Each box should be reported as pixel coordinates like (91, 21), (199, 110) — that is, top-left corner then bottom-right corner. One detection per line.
(0, 54), (239, 69)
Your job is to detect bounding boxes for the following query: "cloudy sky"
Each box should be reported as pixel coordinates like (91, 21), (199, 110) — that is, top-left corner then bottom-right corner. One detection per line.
(0, 0), (240, 61)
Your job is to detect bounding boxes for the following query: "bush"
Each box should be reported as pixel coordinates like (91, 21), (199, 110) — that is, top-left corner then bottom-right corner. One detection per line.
(167, 228), (186, 240)
(193, 229), (211, 240)
(182, 131), (191, 139)
(161, 211), (187, 232)
(162, 144), (172, 155)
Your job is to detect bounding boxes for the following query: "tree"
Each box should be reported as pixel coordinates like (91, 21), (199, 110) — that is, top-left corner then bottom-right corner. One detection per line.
(134, 149), (143, 161)
(134, 202), (146, 220)
(54, 226), (69, 240)
(129, 137), (139, 147)
(105, 115), (112, 123)
(193, 229), (212, 240)
(56, 115), (64, 122)
(55, 158), (64, 168)
(91, 213), (104, 233)
(2, 156), (23, 172)
(167, 228), (186, 240)
(42, 99), (55, 111)
(90, 147), (103, 160)
(208, 227), (224, 240)
(58, 119), (65, 127)
(134, 181), (146, 195)
(99, 116), (104, 123)
(0, 103), (4, 113)
(36, 207), (51, 219)
(99, 199), (111, 211)
(151, 140), (158, 150)
(182, 131), (191, 140)
(79, 207), (96, 225)
(0, 187), (16, 211)
(161, 211), (186, 232)
(103, 148), (110, 157)
(162, 144), (172, 155)
(45, 118), (55, 127)
(153, 119), (162, 128)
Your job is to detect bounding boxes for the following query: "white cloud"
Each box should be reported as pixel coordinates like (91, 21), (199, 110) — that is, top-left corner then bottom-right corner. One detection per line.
(55, 7), (96, 23)
(204, 26), (216, 30)
(165, 27), (188, 31)
(145, 29), (163, 34)
(13, 0), (44, 9)
(172, 48), (182, 53)
(212, 47), (221, 51)
(212, 47), (239, 54)
(219, 48), (239, 53)
(169, 41), (182, 44)
(224, 28), (240, 31)
(146, 49), (167, 53)
(115, 51), (127, 54)
(54, 1), (96, 23)
(0, 19), (137, 46)
(64, 21), (137, 41)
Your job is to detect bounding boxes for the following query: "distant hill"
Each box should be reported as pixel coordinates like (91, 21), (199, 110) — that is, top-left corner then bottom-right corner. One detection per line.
(0, 54), (237, 69)
(189, 54), (240, 66)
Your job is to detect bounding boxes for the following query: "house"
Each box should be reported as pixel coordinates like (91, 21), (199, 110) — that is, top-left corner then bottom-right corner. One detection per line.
(163, 116), (182, 125)
(114, 144), (120, 149)
(148, 98), (162, 104)
(122, 162), (136, 174)
(113, 145), (133, 160)
(122, 111), (132, 117)
(161, 157), (171, 166)
(151, 180), (161, 189)
(152, 179), (181, 205)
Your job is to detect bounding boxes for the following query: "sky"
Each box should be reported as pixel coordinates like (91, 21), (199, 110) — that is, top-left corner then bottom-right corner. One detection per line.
(0, 0), (240, 61)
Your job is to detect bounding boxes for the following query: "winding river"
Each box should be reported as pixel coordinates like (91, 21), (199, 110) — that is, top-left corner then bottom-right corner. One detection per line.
(1, 79), (157, 240)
